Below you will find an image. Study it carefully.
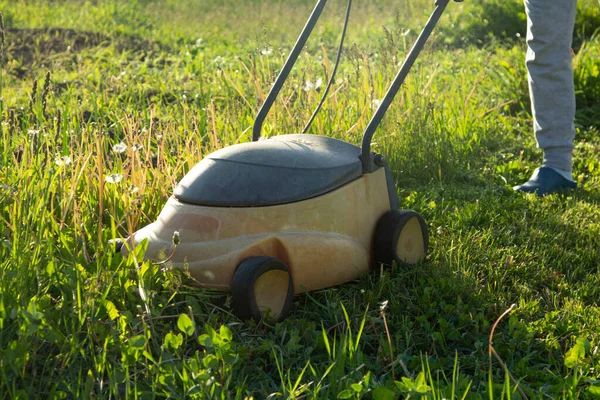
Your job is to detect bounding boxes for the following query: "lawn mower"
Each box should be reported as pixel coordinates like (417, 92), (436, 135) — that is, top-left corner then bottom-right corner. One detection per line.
(116, 0), (456, 322)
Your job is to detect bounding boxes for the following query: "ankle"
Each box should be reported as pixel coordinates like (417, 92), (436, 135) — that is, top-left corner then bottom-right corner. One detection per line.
(542, 148), (573, 180)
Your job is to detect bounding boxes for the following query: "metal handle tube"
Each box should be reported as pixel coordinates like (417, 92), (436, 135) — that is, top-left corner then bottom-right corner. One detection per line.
(360, 0), (449, 172)
(252, 0), (328, 142)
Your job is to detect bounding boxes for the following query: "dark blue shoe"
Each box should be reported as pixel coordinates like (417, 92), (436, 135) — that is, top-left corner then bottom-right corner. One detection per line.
(513, 167), (577, 196)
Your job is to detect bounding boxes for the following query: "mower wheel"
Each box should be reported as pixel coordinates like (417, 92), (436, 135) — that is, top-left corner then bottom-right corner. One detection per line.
(374, 210), (428, 266)
(231, 256), (293, 322)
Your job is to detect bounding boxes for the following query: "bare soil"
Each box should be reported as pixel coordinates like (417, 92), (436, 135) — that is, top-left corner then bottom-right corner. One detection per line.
(5, 28), (168, 79)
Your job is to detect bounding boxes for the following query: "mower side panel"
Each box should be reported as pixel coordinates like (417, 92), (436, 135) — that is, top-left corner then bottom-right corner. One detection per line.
(124, 233), (368, 293)
(122, 168), (391, 292)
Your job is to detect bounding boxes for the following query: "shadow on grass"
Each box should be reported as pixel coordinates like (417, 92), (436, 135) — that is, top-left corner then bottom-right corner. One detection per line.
(288, 181), (600, 390)
(5, 28), (171, 79)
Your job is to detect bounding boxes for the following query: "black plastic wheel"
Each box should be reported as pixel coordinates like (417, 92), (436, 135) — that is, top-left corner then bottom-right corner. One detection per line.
(374, 210), (429, 266)
(231, 256), (294, 323)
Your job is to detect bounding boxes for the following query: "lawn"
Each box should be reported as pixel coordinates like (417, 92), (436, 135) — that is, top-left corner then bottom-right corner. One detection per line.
(1, 0), (600, 398)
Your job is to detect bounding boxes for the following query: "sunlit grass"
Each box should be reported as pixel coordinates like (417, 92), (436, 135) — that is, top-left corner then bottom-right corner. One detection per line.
(1, 0), (599, 398)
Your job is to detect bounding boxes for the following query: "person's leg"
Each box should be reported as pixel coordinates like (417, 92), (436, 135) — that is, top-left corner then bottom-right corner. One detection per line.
(514, 0), (578, 195)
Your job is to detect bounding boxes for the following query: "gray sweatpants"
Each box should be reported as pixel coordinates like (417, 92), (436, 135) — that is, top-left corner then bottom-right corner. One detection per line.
(524, 0), (577, 173)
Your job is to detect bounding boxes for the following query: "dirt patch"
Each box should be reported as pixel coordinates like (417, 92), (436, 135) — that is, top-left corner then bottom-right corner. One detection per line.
(6, 28), (108, 75)
(5, 28), (169, 79)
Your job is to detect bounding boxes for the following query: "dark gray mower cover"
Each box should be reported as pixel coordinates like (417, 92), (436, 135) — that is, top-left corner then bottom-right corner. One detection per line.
(174, 134), (362, 207)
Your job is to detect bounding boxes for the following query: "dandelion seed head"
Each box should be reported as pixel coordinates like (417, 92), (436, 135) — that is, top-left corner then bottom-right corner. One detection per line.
(303, 79), (324, 92)
(105, 174), (123, 184)
(55, 155), (72, 166)
(112, 142), (127, 153)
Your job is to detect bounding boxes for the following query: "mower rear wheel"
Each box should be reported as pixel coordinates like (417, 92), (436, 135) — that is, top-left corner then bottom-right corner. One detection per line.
(231, 256), (293, 322)
(374, 210), (428, 266)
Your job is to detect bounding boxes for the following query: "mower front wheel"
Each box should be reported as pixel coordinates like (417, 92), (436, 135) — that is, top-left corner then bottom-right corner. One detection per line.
(231, 256), (293, 323)
(374, 210), (428, 266)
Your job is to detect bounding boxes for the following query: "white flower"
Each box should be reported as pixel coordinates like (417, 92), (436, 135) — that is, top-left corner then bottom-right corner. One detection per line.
(55, 156), (72, 166)
(112, 142), (127, 153)
(260, 48), (273, 55)
(105, 174), (123, 184)
(28, 129), (40, 136)
(211, 56), (226, 65)
(371, 99), (381, 109)
(315, 78), (323, 89)
(380, 300), (389, 312)
(131, 144), (143, 152)
(303, 78), (323, 92)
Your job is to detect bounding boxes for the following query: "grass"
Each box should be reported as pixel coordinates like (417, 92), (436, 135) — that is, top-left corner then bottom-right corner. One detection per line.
(1, 0), (600, 398)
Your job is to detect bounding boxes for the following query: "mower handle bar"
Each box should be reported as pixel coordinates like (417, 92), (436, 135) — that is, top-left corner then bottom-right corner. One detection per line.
(252, 0), (328, 142)
(361, 0), (451, 172)
(252, 0), (452, 173)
